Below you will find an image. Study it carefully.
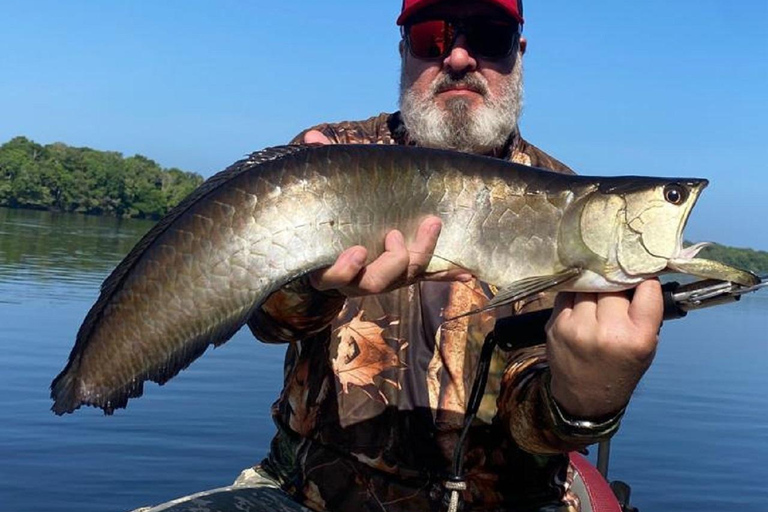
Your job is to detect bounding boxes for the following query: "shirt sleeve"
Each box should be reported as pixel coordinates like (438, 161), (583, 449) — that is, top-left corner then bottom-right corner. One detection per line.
(247, 275), (346, 344)
(497, 345), (624, 454)
(288, 114), (397, 146)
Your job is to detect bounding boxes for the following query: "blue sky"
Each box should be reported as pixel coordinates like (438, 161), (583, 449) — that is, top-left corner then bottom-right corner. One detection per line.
(1, 1), (766, 249)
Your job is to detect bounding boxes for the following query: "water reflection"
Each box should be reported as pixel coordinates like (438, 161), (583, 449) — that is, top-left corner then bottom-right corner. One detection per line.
(0, 206), (153, 273)
(0, 207), (155, 301)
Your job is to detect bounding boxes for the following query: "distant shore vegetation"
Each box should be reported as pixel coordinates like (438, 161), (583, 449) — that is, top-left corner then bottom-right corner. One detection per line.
(0, 136), (203, 220)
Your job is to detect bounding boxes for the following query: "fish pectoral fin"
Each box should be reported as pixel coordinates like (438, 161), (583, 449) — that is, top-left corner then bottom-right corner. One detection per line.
(445, 268), (581, 321)
(668, 257), (759, 287)
(488, 268), (581, 309)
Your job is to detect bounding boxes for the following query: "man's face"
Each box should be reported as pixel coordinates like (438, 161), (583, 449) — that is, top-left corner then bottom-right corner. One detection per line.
(399, 2), (524, 154)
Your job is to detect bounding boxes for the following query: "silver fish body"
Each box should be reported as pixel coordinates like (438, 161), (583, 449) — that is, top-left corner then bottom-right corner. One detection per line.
(50, 144), (757, 415)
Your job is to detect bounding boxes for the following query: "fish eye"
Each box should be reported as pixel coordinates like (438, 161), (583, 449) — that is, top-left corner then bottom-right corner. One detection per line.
(664, 183), (687, 205)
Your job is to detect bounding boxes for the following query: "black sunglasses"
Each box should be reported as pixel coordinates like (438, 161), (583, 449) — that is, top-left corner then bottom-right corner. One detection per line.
(403, 17), (521, 61)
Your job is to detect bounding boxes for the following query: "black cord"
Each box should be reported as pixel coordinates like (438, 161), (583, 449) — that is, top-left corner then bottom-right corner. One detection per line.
(443, 330), (498, 511)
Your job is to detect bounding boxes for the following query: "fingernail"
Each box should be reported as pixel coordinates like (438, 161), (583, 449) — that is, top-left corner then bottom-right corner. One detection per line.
(430, 222), (441, 236)
(351, 248), (366, 266)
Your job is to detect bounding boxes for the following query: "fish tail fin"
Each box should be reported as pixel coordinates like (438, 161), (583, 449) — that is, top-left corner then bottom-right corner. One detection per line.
(51, 366), (130, 416)
(50, 368), (82, 416)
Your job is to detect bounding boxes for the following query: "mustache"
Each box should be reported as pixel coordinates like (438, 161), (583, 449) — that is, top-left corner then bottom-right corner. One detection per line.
(432, 73), (488, 96)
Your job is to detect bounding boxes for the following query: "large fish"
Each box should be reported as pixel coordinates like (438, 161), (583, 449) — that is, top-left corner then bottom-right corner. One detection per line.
(50, 144), (758, 415)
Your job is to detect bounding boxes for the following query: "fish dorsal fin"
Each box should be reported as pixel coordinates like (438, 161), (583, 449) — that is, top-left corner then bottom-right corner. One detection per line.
(445, 268), (581, 321)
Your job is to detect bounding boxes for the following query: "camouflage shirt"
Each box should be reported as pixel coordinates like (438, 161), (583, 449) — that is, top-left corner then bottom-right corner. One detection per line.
(248, 113), (619, 512)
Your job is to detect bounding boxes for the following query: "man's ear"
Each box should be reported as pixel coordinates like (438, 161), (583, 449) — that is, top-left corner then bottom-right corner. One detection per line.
(399, 39), (406, 58)
(520, 36), (527, 55)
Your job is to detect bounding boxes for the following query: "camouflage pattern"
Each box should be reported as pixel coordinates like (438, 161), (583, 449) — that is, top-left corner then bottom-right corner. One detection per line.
(138, 114), (620, 512)
(245, 113), (618, 511)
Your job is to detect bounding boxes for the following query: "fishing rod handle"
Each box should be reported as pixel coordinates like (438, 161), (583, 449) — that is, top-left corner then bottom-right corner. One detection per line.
(493, 282), (686, 351)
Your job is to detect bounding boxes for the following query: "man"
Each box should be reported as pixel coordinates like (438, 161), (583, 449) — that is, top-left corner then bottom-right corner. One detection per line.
(247, 1), (663, 511)
(143, 1), (663, 511)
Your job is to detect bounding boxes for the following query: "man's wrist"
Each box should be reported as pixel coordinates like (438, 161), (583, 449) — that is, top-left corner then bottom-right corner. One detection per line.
(542, 370), (626, 440)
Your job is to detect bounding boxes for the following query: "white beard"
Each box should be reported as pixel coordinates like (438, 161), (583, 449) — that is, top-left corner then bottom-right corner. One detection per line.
(399, 55), (524, 154)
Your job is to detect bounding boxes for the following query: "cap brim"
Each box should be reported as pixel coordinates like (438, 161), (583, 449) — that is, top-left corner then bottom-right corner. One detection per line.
(397, 0), (524, 25)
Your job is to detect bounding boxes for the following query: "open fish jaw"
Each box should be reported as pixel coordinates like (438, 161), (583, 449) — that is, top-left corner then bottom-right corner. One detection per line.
(668, 243), (759, 287)
(676, 241), (711, 260)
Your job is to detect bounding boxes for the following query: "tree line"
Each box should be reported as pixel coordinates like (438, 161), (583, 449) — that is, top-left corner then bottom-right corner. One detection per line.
(0, 136), (203, 219)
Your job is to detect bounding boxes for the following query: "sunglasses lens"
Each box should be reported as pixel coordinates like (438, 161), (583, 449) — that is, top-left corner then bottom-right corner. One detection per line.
(407, 20), (452, 59)
(467, 20), (517, 59)
(407, 19), (518, 60)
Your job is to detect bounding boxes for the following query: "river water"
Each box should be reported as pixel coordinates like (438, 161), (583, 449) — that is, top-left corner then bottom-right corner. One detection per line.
(1, 207), (766, 512)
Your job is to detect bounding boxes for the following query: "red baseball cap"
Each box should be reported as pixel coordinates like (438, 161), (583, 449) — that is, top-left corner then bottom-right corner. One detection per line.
(397, 0), (524, 26)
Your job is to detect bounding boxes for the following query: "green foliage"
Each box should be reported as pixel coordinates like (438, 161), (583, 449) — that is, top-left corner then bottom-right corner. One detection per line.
(695, 242), (768, 275)
(0, 136), (203, 219)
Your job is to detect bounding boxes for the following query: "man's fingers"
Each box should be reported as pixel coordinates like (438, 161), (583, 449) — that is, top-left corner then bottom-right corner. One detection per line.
(406, 216), (442, 279)
(570, 292), (598, 320)
(354, 230), (410, 293)
(303, 130), (331, 145)
(309, 246), (367, 291)
(424, 269), (473, 282)
(595, 291), (632, 322)
(309, 216), (468, 296)
(552, 292), (575, 315)
(627, 279), (664, 327)
(547, 292), (575, 333)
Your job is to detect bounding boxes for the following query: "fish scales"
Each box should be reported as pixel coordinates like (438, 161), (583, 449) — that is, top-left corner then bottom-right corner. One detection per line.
(50, 144), (757, 415)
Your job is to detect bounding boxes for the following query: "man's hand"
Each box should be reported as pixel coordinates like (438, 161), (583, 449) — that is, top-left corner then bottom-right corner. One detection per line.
(303, 129), (331, 145)
(303, 130), (472, 297)
(545, 279), (664, 419)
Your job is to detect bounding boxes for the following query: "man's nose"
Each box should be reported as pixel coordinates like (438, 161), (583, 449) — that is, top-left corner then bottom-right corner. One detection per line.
(443, 35), (477, 73)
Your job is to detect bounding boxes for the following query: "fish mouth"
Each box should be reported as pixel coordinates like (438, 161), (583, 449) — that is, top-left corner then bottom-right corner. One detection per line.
(663, 190), (759, 288)
(667, 242), (759, 287)
(675, 241), (711, 260)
